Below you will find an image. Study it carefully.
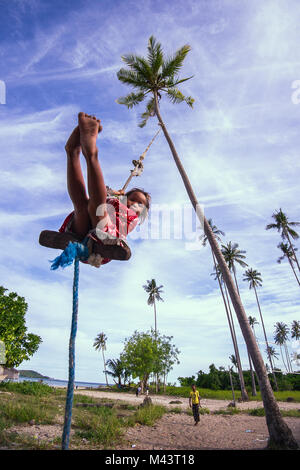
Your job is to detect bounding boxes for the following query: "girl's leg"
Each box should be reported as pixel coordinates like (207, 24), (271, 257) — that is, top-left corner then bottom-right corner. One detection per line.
(77, 112), (108, 228)
(65, 126), (91, 237)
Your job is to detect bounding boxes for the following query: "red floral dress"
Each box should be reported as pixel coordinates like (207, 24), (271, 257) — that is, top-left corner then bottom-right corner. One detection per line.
(59, 197), (138, 265)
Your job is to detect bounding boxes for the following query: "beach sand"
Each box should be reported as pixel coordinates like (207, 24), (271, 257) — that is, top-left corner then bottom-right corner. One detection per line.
(4, 390), (300, 450)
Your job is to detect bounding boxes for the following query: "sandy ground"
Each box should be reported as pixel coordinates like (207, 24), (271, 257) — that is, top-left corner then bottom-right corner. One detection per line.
(3, 390), (300, 450)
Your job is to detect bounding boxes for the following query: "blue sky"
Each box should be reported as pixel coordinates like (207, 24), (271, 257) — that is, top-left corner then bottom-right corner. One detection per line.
(0, 0), (299, 383)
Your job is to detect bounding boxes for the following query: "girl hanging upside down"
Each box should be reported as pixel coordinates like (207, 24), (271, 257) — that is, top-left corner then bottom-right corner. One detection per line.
(60, 112), (151, 267)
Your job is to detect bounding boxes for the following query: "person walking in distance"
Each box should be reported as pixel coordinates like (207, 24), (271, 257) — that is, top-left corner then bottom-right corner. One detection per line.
(189, 384), (201, 426)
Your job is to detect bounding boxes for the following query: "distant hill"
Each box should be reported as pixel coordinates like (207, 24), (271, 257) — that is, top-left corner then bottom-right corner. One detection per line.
(18, 370), (50, 379)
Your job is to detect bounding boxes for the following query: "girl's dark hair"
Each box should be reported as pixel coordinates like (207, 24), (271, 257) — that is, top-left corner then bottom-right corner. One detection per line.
(124, 187), (151, 223)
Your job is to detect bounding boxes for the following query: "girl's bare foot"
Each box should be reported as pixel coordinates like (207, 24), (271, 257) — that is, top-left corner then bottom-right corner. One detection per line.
(65, 126), (81, 155)
(78, 112), (102, 158)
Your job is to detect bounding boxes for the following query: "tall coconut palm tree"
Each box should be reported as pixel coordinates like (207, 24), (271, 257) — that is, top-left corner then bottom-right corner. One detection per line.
(243, 268), (278, 390)
(93, 332), (109, 386)
(116, 35), (298, 449)
(266, 209), (300, 274)
(211, 263), (249, 401)
(274, 322), (292, 373)
(204, 221), (248, 400)
(219, 240), (251, 399)
(143, 279), (164, 391)
(277, 242), (300, 287)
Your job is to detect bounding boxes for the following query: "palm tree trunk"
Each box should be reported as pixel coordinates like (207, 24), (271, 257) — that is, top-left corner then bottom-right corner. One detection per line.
(222, 273), (249, 401)
(247, 350), (257, 396)
(285, 229), (300, 274)
(253, 286), (278, 391)
(287, 256), (300, 287)
(279, 344), (288, 372)
(231, 267), (257, 396)
(102, 349), (109, 386)
(232, 267), (240, 297)
(153, 92), (298, 449)
(228, 367), (236, 405)
(153, 298), (158, 393)
(284, 342), (293, 373)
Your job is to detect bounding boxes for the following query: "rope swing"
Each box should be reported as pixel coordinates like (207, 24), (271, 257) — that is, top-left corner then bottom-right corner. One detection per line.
(40, 129), (160, 450)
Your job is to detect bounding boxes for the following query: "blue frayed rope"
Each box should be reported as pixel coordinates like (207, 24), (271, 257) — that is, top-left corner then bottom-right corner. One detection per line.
(49, 240), (89, 450)
(50, 240), (89, 270)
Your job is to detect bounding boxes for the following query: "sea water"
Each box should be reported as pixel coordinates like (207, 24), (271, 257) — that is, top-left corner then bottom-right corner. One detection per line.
(17, 376), (108, 388)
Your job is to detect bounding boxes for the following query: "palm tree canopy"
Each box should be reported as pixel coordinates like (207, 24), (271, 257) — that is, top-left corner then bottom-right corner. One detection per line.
(221, 242), (248, 272)
(274, 322), (290, 345)
(106, 358), (125, 377)
(200, 218), (225, 247)
(267, 346), (279, 360)
(93, 332), (107, 351)
(243, 268), (263, 289)
(266, 208), (300, 240)
(291, 320), (300, 340)
(248, 316), (259, 327)
(277, 242), (297, 264)
(143, 279), (164, 305)
(116, 36), (194, 127)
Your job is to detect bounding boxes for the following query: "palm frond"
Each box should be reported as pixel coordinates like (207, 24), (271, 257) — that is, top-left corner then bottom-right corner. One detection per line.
(147, 36), (163, 74)
(116, 91), (146, 109)
(166, 87), (185, 104)
(161, 44), (191, 79)
(121, 54), (153, 82)
(138, 97), (156, 128)
(117, 68), (150, 90)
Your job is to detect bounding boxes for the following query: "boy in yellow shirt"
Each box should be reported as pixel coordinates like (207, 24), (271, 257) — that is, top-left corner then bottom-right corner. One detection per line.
(189, 384), (201, 425)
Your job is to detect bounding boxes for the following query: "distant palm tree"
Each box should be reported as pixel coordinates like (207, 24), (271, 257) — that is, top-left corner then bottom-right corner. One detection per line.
(266, 209), (300, 274)
(246, 316), (258, 396)
(221, 242), (248, 295)
(267, 346), (280, 369)
(105, 358), (130, 387)
(248, 316), (259, 340)
(243, 268), (278, 390)
(117, 35), (298, 449)
(143, 279), (164, 392)
(277, 242), (300, 287)
(229, 354), (238, 371)
(143, 279), (164, 338)
(93, 332), (108, 386)
(274, 322), (292, 373)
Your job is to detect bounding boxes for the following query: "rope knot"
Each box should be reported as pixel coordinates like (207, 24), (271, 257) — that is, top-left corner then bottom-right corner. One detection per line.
(50, 240), (89, 270)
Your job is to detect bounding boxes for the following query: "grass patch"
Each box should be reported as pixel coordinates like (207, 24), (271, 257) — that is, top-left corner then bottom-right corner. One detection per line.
(0, 399), (56, 425)
(213, 408), (241, 415)
(0, 381), (59, 397)
(74, 406), (123, 446)
(169, 407), (182, 414)
(129, 405), (167, 426)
